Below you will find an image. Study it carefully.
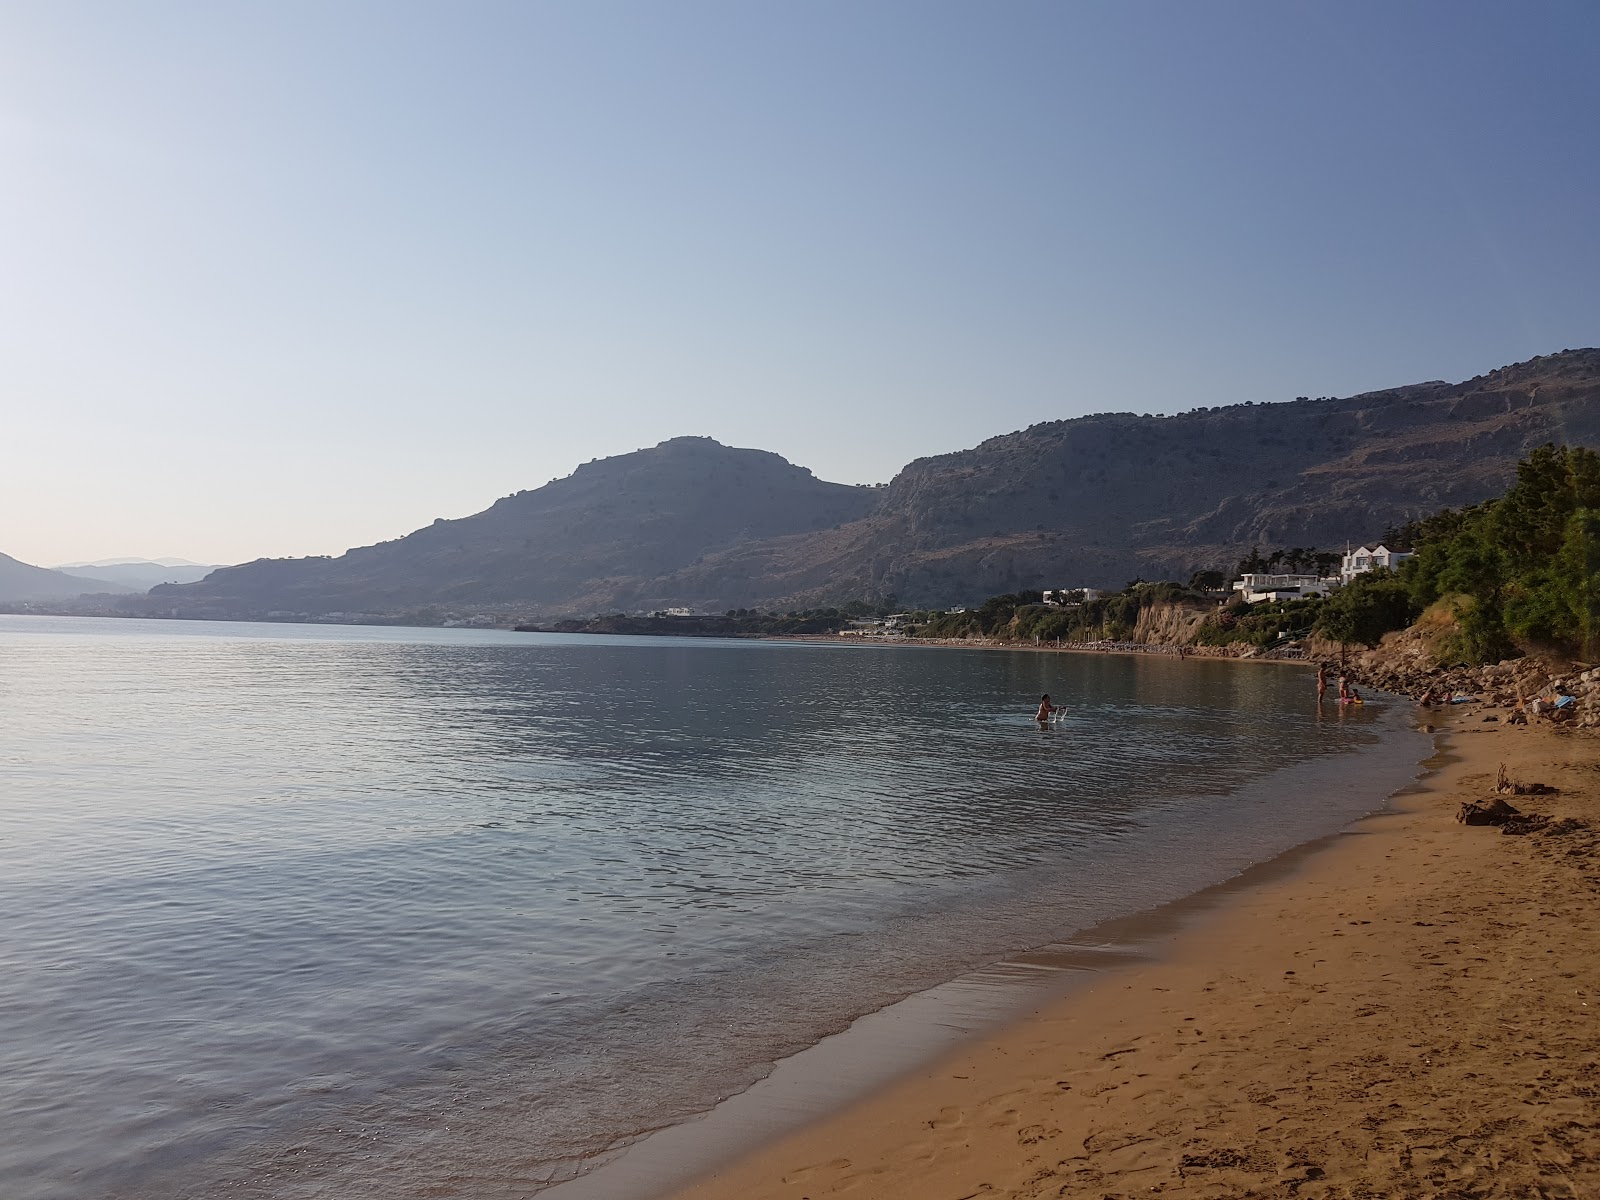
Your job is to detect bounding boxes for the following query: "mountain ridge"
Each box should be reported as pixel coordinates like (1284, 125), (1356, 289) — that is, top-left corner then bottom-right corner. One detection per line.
(150, 348), (1600, 618)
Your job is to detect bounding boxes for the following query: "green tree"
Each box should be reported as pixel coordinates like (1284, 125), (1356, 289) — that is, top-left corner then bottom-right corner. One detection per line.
(1556, 509), (1600, 659)
(1236, 546), (1268, 574)
(1405, 445), (1599, 660)
(1314, 570), (1417, 648)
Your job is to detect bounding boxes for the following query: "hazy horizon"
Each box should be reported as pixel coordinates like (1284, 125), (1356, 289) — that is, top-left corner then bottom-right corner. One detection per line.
(5, 1), (1597, 566)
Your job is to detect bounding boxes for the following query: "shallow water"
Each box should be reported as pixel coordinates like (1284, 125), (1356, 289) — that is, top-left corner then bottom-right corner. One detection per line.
(0, 616), (1422, 1199)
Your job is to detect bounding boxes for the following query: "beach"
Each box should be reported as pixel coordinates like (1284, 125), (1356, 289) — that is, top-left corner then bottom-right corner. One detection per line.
(668, 707), (1600, 1198)
(12, 619), (1432, 1199)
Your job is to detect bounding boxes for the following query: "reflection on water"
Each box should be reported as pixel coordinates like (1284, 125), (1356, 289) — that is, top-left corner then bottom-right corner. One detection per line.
(0, 616), (1422, 1199)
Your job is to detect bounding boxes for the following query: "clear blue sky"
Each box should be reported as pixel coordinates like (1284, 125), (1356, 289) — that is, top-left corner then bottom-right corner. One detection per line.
(3, 0), (1596, 565)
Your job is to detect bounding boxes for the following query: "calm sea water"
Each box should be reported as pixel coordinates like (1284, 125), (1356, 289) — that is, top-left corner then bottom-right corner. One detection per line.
(0, 616), (1422, 1200)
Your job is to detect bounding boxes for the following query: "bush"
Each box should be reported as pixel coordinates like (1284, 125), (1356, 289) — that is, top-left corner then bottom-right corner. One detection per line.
(1314, 569), (1418, 648)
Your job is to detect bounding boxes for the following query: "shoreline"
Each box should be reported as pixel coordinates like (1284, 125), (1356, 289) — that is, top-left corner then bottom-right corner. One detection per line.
(540, 814), (1418, 1200)
(640, 706), (1599, 1198)
(539, 698), (1426, 1200)
(770, 631), (1309, 666)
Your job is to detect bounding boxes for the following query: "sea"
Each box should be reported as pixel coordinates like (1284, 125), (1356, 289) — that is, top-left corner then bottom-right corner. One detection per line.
(0, 615), (1426, 1200)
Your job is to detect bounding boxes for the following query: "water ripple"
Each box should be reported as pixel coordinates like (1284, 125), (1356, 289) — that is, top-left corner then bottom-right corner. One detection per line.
(0, 616), (1422, 1199)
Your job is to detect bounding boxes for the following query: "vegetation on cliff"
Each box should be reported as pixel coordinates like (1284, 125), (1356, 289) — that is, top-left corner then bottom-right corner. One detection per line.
(1397, 444), (1599, 663)
(904, 582), (1319, 652)
(909, 583), (1201, 644)
(908, 444), (1599, 667)
(1312, 443), (1599, 662)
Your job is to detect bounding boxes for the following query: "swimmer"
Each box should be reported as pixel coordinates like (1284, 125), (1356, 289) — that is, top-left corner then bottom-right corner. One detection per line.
(1036, 693), (1059, 723)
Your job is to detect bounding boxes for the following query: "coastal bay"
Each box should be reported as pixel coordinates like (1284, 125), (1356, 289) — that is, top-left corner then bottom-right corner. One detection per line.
(665, 708), (1600, 1198)
(0, 616), (1422, 1199)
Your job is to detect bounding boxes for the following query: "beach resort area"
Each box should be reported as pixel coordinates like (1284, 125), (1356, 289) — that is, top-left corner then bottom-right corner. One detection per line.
(665, 700), (1599, 1199)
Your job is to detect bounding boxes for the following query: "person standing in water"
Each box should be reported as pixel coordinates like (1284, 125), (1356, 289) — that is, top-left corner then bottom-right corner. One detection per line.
(1036, 693), (1059, 723)
(1316, 662), (1328, 702)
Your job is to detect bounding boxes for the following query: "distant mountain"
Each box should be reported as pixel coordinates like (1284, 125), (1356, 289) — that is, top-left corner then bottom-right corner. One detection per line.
(0, 554), (136, 602)
(58, 557), (212, 568)
(152, 349), (1600, 618)
(155, 436), (879, 615)
(53, 560), (225, 590)
(651, 348), (1600, 610)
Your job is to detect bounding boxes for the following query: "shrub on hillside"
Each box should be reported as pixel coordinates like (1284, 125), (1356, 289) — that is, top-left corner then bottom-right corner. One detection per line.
(1403, 444), (1599, 661)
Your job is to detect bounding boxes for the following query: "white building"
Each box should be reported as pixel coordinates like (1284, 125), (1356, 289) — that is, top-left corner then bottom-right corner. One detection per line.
(1231, 573), (1333, 603)
(1042, 588), (1106, 606)
(1340, 544), (1412, 584)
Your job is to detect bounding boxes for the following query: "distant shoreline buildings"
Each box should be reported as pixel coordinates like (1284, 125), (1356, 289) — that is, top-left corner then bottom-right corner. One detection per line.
(1230, 543), (1414, 602)
(1339, 543), (1413, 584)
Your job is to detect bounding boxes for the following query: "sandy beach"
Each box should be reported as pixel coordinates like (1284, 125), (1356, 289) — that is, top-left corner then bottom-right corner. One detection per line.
(667, 706), (1600, 1199)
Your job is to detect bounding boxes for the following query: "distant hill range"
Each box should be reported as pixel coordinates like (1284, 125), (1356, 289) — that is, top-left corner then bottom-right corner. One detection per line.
(52, 559), (225, 591)
(0, 554), (136, 602)
(148, 348), (1600, 619)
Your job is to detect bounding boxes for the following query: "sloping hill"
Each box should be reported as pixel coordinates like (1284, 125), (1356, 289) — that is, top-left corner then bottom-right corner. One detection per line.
(159, 437), (878, 614)
(0, 554), (134, 602)
(153, 349), (1600, 618)
(644, 349), (1600, 609)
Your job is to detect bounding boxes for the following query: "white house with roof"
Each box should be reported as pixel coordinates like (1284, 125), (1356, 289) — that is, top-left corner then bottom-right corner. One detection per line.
(1340, 544), (1413, 584)
(1231, 573), (1333, 603)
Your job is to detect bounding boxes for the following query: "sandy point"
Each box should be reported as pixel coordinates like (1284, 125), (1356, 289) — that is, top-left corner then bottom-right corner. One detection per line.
(662, 708), (1600, 1199)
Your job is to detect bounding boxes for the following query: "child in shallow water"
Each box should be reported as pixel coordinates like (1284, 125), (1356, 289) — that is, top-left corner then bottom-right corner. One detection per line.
(1036, 693), (1059, 723)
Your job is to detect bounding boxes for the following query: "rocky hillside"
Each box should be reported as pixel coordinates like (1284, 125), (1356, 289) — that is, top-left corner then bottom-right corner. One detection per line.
(155, 437), (877, 616)
(152, 349), (1600, 619)
(655, 349), (1600, 611)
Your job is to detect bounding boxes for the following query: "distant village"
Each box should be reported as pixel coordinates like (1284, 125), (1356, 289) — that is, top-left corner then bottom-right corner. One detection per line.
(837, 543), (1411, 639)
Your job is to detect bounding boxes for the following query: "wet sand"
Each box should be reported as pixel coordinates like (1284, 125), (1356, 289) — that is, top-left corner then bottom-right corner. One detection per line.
(666, 708), (1600, 1198)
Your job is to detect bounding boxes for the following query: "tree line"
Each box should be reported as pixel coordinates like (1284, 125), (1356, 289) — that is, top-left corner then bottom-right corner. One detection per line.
(1325, 443), (1598, 662)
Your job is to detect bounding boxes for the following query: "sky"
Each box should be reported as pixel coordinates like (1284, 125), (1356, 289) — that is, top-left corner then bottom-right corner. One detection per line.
(2, 0), (1597, 567)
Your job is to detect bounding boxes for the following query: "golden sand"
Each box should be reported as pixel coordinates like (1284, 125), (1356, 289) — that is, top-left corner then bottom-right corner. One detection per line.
(669, 711), (1600, 1198)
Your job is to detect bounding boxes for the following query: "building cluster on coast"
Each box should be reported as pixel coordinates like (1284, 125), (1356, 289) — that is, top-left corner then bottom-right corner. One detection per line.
(837, 539), (1406, 654)
(1229, 543), (1412, 603)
